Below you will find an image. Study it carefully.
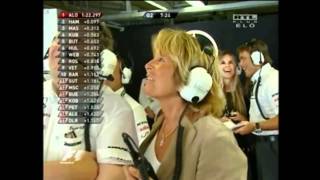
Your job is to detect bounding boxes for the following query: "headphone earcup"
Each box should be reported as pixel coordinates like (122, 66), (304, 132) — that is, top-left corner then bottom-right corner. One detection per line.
(122, 67), (132, 84)
(203, 46), (213, 55)
(251, 51), (265, 65)
(179, 67), (213, 104)
(100, 49), (117, 80)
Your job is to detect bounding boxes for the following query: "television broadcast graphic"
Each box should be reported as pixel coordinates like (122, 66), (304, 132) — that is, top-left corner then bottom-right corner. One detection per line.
(43, 1), (278, 180)
(57, 11), (103, 124)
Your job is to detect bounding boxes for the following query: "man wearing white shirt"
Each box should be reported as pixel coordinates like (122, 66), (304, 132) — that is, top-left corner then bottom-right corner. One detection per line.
(44, 23), (139, 180)
(235, 39), (278, 180)
(104, 55), (150, 145)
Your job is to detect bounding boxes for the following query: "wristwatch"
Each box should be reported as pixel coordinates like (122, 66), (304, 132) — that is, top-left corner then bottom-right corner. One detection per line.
(255, 122), (262, 133)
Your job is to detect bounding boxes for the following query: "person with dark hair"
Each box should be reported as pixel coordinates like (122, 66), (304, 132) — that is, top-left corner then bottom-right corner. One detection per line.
(235, 39), (279, 180)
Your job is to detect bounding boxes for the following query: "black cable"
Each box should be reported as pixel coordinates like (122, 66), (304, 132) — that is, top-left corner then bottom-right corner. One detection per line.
(81, 52), (107, 151)
(172, 126), (184, 180)
(172, 104), (188, 180)
(84, 107), (92, 151)
(254, 71), (269, 120)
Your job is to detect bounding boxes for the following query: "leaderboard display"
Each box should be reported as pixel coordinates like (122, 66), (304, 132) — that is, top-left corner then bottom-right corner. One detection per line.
(57, 11), (103, 124)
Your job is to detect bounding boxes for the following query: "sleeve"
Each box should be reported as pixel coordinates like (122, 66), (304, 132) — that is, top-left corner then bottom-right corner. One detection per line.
(266, 72), (279, 115)
(95, 107), (139, 165)
(196, 129), (248, 180)
(132, 104), (150, 145)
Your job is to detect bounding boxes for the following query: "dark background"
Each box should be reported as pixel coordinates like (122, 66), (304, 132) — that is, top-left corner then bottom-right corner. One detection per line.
(111, 14), (278, 101)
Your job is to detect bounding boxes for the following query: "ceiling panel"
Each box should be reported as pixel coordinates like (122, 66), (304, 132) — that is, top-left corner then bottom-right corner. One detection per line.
(44, 1), (278, 28)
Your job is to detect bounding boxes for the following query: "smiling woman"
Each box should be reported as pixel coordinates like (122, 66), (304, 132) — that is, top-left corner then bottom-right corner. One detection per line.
(218, 49), (260, 180)
(218, 50), (246, 115)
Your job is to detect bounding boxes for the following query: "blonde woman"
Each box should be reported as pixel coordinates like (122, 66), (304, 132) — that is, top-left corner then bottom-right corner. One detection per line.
(123, 28), (247, 180)
(218, 50), (247, 123)
(219, 50), (257, 180)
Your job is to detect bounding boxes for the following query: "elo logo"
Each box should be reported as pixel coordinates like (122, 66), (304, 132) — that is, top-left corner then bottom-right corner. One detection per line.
(233, 14), (258, 29)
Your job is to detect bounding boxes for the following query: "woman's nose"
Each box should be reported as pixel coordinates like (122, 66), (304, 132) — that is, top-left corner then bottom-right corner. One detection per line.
(145, 58), (154, 71)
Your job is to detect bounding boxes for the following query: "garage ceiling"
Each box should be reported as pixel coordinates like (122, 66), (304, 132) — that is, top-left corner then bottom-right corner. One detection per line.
(44, 1), (278, 29)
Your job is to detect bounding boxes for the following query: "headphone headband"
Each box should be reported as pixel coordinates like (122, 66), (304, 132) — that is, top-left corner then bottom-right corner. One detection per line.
(187, 30), (219, 57)
(176, 30), (217, 104)
(245, 39), (265, 65)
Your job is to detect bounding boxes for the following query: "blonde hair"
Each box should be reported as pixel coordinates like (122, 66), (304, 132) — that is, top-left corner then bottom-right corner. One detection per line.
(233, 79), (247, 116)
(218, 50), (247, 116)
(152, 28), (225, 118)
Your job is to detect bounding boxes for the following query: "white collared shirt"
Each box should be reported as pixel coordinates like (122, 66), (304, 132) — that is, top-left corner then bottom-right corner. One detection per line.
(112, 86), (150, 145)
(250, 63), (279, 136)
(43, 80), (138, 165)
(144, 133), (161, 172)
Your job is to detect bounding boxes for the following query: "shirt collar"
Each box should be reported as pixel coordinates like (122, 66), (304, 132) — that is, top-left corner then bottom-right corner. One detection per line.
(251, 63), (272, 82)
(101, 85), (126, 97)
(101, 85), (114, 94)
(115, 87), (126, 97)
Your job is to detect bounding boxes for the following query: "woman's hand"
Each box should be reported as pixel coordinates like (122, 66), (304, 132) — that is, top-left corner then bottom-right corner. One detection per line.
(123, 166), (154, 180)
(233, 121), (255, 135)
(123, 166), (141, 180)
(229, 112), (248, 122)
(220, 116), (230, 122)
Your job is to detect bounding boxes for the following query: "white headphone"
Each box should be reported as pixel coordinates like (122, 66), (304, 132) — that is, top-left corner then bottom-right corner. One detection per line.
(121, 66), (132, 84)
(118, 54), (133, 84)
(187, 30), (219, 58)
(99, 49), (117, 81)
(251, 50), (265, 65)
(179, 67), (213, 104)
(100, 49), (133, 84)
(177, 30), (218, 104)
